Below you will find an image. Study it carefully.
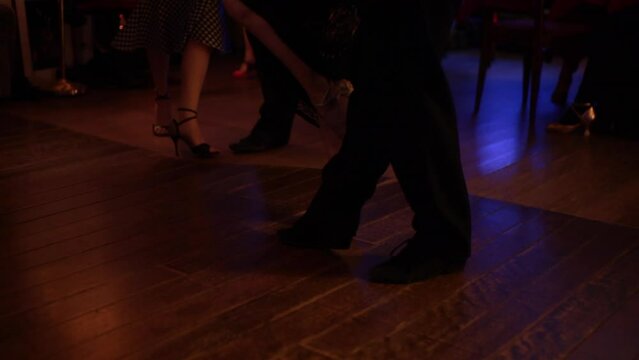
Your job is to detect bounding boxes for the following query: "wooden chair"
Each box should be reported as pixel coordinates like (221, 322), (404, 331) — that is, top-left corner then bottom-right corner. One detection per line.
(468, 0), (592, 121)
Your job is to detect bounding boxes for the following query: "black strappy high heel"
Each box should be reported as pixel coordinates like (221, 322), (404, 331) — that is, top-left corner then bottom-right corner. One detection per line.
(170, 108), (219, 158)
(152, 93), (171, 137)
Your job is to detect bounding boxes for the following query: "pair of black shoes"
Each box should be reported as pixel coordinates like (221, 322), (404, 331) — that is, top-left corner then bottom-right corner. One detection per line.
(278, 227), (467, 284)
(229, 107), (320, 154)
(367, 240), (467, 284)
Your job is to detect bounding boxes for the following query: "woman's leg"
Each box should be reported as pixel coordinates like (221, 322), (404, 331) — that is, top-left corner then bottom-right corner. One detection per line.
(177, 39), (213, 146)
(223, 0), (328, 104)
(232, 28), (256, 78)
(147, 48), (172, 127)
(243, 28), (255, 64)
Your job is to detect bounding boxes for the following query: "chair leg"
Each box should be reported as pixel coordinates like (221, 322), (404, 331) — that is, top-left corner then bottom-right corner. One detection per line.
(529, 49), (543, 122)
(522, 51), (532, 108)
(473, 13), (495, 115)
(474, 52), (490, 114)
(474, 15), (494, 115)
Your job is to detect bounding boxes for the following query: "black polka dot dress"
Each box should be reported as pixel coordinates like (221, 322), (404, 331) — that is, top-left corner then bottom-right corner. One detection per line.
(112, 0), (229, 54)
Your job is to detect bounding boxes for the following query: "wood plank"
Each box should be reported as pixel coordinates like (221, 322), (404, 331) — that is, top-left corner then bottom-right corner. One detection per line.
(0, 189), (243, 275)
(0, 230), (282, 358)
(230, 168), (321, 199)
(0, 162), (251, 241)
(47, 215), (412, 356)
(301, 211), (580, 358)
(0, 163), (262, 257)
(489, 244), (639, 359)
(141, 204), (569, 359)
(567, 290), (639, 360)
(0, 199), (251, 307)
(0, 161), (196, 224)
(0, 134), (127, 177)
(126, 240), (407, 360)
(273, 345), (336, 360)
(0, 213), (249, 321)
(2, 88), (638, 360)
(0, 149), (182, 213)
(414, 224), (637, 359)
(0, 117), (52, 138)
(47, 242), (347, 359)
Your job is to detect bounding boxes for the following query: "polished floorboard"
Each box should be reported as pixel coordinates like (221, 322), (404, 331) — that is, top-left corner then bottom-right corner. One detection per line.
(1, 50), (638, 359)
(2, 51), (638, 228)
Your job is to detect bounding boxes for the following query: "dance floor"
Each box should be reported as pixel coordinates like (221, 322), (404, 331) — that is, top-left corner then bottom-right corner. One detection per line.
(1, 51), (638, 359)
(1, 116), (638, 359)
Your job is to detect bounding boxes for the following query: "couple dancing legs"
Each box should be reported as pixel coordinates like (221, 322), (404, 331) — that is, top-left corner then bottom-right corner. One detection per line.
(226, 0), (472, 284)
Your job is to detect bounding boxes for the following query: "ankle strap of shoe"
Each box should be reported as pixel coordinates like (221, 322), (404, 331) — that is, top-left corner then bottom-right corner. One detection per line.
(175, 107), (198, 126)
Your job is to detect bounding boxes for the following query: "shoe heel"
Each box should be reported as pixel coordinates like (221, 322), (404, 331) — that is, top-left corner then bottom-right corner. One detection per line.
(572, 103), (596, 137)
(171, 136), (180, 157)
(582, 106), (595, 137)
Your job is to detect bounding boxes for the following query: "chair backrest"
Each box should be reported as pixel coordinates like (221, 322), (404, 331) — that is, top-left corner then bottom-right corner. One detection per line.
(458, 0), (547, 27)
(477, 0), (546, 41)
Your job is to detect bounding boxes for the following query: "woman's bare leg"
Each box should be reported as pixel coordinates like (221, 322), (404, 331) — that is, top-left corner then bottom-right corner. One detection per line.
(147, 48), (172, 127)
(177, 39), (212, 146)
(243, 28), (255, 64)
(232, 28), (256, 77)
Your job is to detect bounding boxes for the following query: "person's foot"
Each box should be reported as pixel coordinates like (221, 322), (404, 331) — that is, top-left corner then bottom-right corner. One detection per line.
(232, 61), (256, 79)
(369, 239), (467, 284)
(277, 225), (352, 250)
(152, 94), (172, 137)
(309, 78), (354, 108)
(175, 111), (206, 146)
(546, 105), (582, 134)
(229, 133), (288, 154)
(171, 108), (220, 158)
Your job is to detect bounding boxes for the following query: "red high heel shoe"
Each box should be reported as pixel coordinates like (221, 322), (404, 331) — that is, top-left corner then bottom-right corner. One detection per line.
(232, 62), (256, 79)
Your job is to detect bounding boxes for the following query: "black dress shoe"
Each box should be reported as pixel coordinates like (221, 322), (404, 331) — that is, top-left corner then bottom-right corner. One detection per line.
(369, 239), (467, 284)
(278, 226), (352, 250)
(229, 133), (287, 154)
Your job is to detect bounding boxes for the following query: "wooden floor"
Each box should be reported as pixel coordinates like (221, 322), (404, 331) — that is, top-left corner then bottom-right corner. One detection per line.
(2, 50), (639, 359)
(2, 51), (639, 228)
(1, 116), (639, 359)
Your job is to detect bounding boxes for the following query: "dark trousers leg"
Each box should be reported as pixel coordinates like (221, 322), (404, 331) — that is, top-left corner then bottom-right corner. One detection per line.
(575, 7), (639, 103)
(247, 33), (301, 143)
(573, 6), (639, 135)
(297, 90), (470, 256)
(296, 1), (471, 255)
(240, 0), (327, 142)
(389, 92), (471, 257)
(295, 93), (392, 239)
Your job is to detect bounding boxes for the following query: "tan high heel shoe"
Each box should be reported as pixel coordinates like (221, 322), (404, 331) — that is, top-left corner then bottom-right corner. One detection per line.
(572, 102), (596, 137)
(152, 93), (172, 137)
(546, 102), (596, 137)
(313, 79), (354, 108)
(314, 79), (354, 140)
